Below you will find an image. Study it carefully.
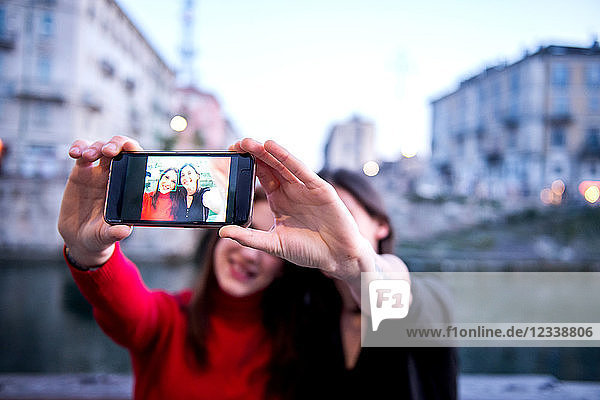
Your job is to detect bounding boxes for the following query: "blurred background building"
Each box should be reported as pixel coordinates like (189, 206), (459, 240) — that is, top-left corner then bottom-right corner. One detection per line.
(0, 0), (175, 178)
(323, 114), (376, 172)
(170, 86), (238, 151)
(1, 1), (600, 396)
(430, 41), (600, 207)
(0, 0), (233, 255)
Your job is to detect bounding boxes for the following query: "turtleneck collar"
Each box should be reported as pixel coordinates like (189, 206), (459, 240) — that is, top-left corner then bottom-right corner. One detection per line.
(210, 284), (265, 324)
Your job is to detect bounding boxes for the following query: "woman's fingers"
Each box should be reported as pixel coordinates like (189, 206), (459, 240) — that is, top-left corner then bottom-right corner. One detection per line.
(264, 140), (322, 190)
(101, 135), (143, 157)
(230, 139), (285, 193)
(218, 225), (280, 256)
(234, 138), (323, 190)
(69, 139), (88, 159)
(255, 159), (281, 194)
(68, 136), (142, 169)
(228, 141), (242, 152)
(238, 138), (300, 185)
(82, 141), (105, 161)
(73, 141), (103, 167)
(99, 136), (143, 169)
(69, 136), (142, 158)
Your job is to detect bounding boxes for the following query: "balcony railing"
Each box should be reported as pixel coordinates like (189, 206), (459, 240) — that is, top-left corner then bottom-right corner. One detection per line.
(486, 149), (504, 166)
(502, 114), (520, 129)
(0, 31), (16, 50)
(15, 80), (66, 103)
(545, 111), (572, 124)
(82, 92), (103, 112)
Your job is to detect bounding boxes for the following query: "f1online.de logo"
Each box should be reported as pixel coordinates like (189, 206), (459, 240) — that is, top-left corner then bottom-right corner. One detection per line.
(369, 279), (410, 331)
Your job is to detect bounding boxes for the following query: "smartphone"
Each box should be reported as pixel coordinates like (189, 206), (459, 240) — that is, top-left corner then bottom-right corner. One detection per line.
(104, 151), (255, 228)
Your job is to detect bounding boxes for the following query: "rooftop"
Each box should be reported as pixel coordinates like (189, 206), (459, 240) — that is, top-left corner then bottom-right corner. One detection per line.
(431, 40), (600, 104)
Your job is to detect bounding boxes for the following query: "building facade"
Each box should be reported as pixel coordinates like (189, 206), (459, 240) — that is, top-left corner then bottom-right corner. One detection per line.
(430, 42), (600, 205)
(0, 0), (175, 178)
(323, 114), (376, 172)
(0, 0), (176, 253)
(171, 86), (239, 151)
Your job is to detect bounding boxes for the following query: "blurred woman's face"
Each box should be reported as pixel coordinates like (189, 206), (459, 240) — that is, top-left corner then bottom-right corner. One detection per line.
(335, 187), (389, 252)
(213, 200), (284, 297)
(180, 166), (199, 194)
(158, 170), (177, 194)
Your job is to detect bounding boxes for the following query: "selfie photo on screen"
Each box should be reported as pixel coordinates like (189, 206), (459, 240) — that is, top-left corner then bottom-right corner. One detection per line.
(140, 156), (230, 223)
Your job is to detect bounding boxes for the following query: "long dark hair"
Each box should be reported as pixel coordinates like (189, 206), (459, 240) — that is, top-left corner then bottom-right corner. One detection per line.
(151, 167), (178, 209)
(318, 168), (394, 254)
(179, 163), (200, 194)
(186, 188), (342, 399)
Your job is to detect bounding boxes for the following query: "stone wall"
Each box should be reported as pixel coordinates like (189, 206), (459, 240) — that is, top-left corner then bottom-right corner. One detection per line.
(0, 177), (201, 262)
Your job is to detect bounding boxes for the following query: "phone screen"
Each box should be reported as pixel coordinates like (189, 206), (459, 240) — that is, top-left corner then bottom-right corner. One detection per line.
(105, 152), (254, 227)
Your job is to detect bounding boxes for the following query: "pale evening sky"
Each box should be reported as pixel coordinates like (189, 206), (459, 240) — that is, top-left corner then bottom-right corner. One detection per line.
(116, 0), (599, 170)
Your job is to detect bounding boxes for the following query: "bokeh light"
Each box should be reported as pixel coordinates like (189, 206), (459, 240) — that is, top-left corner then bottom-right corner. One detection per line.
(170, 115), (188, 132)
(551, 179), (565, 196)
(584, 185), (600, 204)
(401, 150), (417, 158)
(363, 160), (380, 177)
(540, 188), (553, 205)
(578, 181), (600, 204)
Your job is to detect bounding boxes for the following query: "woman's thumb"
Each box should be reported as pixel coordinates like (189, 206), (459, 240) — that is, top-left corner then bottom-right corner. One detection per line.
(219, 225), (277, 255)
(103, 224), (133, 244)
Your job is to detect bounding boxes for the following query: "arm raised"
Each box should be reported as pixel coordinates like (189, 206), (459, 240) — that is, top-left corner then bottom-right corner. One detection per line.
(58, 135), (142, 268)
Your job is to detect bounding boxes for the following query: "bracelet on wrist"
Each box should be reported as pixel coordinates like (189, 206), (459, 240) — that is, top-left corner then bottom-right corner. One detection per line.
(64, 246), (104, 271)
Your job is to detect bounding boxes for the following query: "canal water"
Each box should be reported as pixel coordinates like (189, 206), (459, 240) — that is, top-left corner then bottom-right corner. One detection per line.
(0, 258), (196, 373)
(1, 258), (600, 380)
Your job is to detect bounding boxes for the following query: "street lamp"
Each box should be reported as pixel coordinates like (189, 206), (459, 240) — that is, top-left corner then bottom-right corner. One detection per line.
(170, 115), (188, 132)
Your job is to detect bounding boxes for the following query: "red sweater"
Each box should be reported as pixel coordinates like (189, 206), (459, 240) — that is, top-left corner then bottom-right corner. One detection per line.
(66, 243), (273, 400)
(141, 191), (175, 220)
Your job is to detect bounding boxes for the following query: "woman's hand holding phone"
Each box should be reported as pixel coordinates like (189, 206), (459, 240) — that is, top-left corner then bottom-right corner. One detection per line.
(220, 138), (375, 284)
(58, 135), (375, 280)
(58, 136), (142, 268)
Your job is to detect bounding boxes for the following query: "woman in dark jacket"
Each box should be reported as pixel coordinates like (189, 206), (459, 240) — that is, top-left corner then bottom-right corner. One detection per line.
(175, 163), (209, 222)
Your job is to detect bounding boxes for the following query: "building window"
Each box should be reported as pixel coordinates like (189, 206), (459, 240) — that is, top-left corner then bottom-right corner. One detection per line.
(493, 80), (501, 106)
(586, 128), (600, 149)
(37, 56), (52, 83)
(510, 71), (520, 93)
(0, 7), (6, 35)
(551, 63), (569, 88)
(552, 96), (569, 114)
(476, 130), (485, 146)
(586, 64), (600, 88)
(40, 11), (54, 37)
(590, 96), (600, 113)
(22, 145), (57, 178)
(455, 133), (464, 155)
(551, 127), (565, 147)
(87, 4), (96, 20)
(478, 85), (486, 104)
(124, 78), (136, 93)
(100, 59), (115, 78)
(506, 130), (516, 148)
(509, 100), (519, 117)
(25, 8), (33, 33)
(33, 102), (50, 126)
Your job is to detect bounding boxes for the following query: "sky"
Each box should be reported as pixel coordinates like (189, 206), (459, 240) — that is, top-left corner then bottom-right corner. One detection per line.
(116, 0), (600, 170)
